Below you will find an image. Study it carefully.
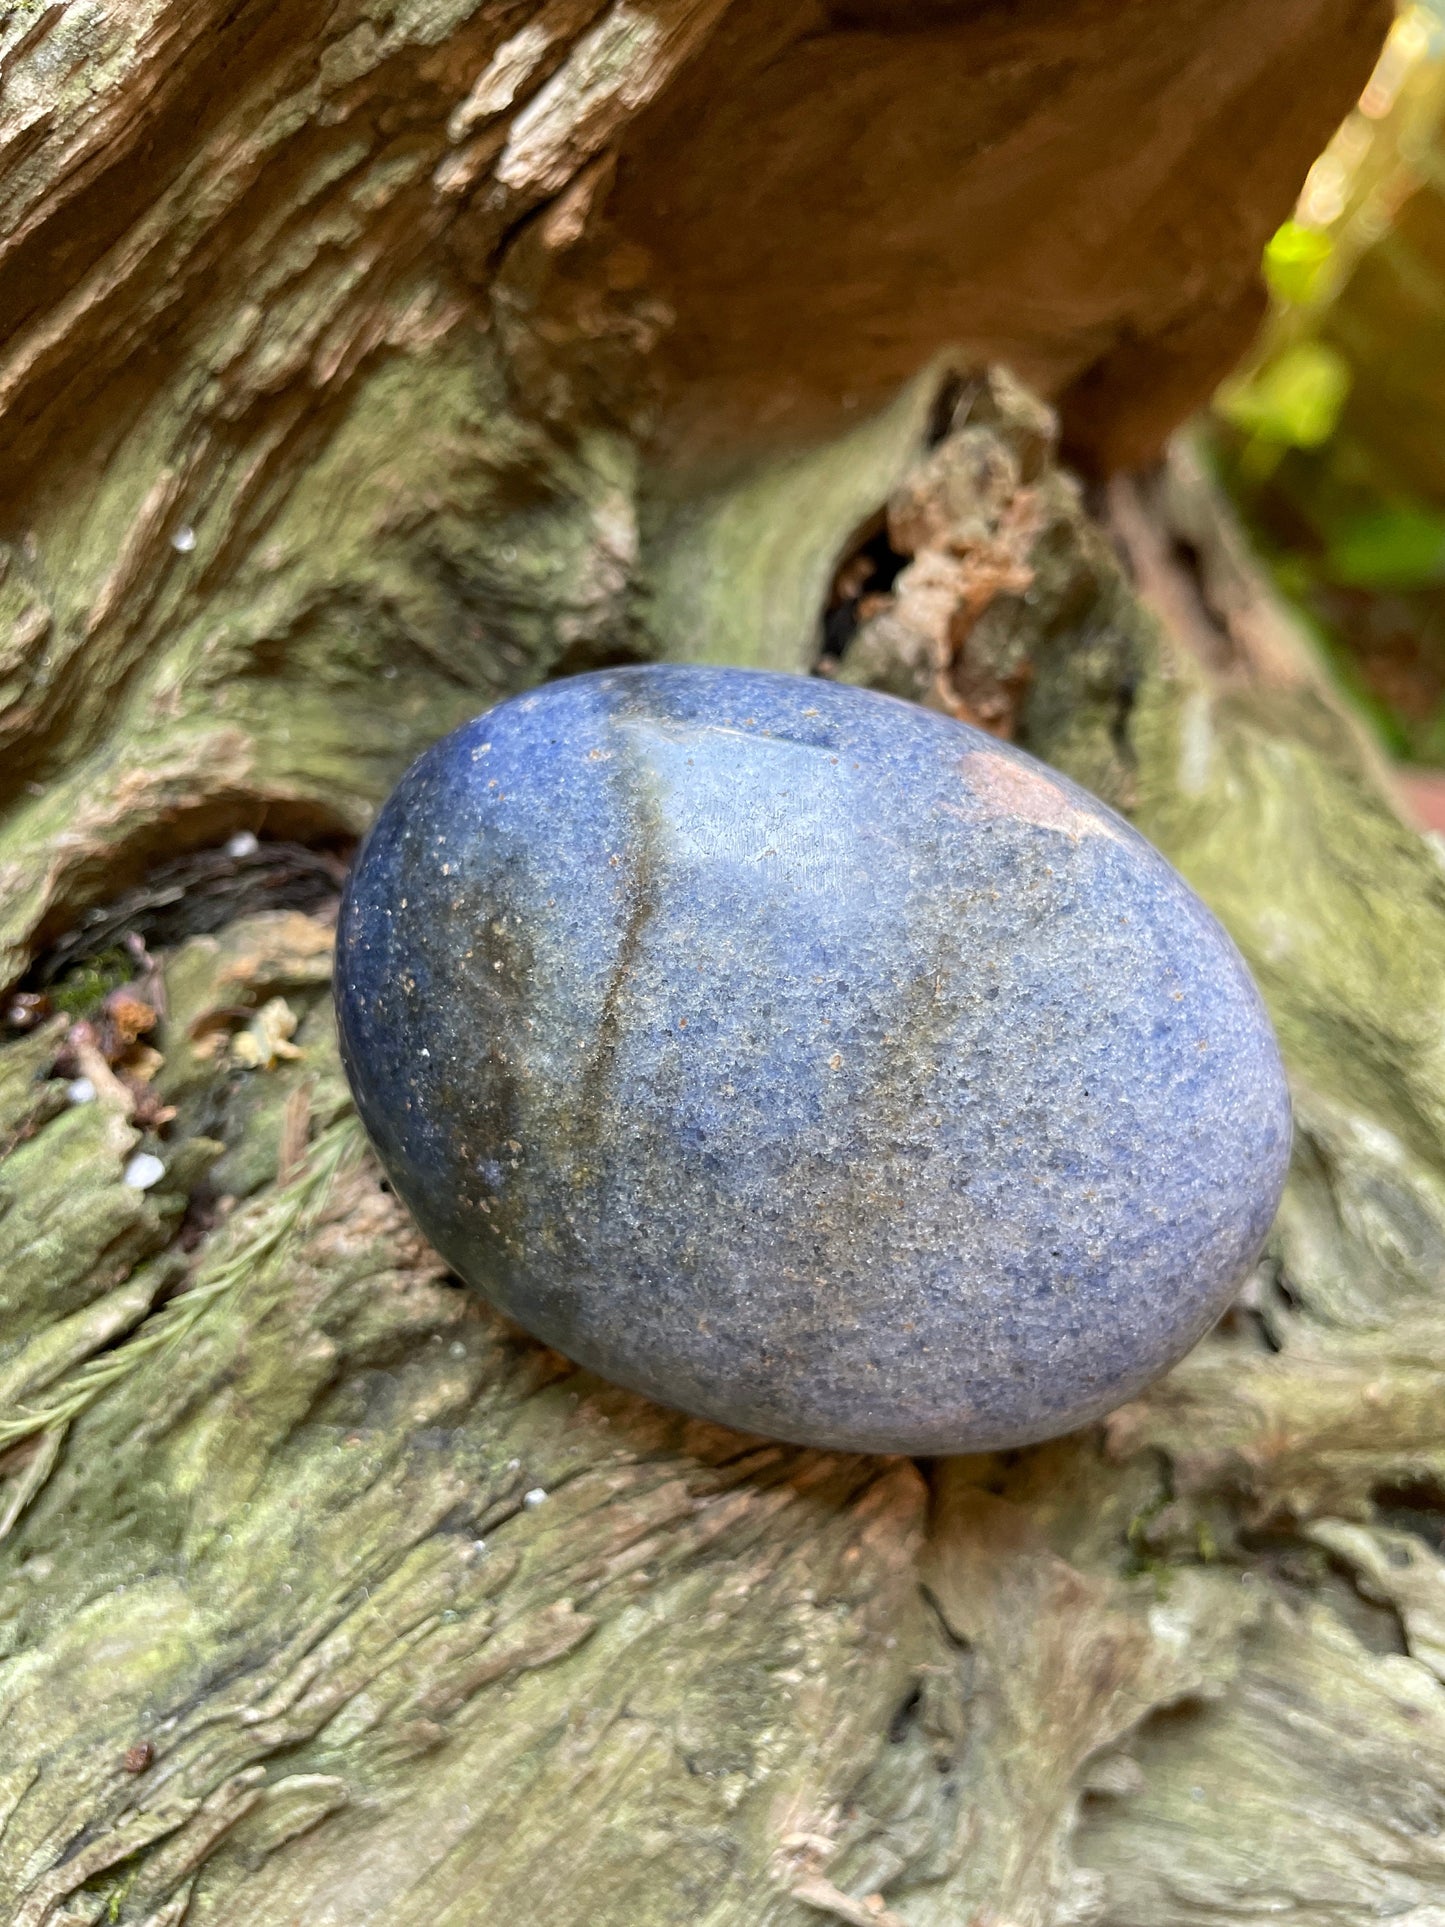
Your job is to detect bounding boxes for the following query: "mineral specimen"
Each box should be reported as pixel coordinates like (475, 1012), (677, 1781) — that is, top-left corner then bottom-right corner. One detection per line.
(336, 667), (1290, 1453)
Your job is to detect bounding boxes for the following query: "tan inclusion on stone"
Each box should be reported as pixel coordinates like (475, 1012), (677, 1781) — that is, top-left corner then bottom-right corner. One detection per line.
(962, 751), (1133, 847)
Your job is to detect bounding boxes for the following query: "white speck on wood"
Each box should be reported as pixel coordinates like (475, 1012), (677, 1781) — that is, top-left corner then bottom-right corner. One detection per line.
(123, 1152), (165, 1190)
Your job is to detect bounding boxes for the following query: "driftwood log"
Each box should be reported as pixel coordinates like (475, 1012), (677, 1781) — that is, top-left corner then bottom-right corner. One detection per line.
(4, 2), (1440, 1921)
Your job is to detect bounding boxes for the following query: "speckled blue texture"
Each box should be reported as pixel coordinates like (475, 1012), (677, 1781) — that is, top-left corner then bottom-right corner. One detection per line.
(335, 666), (1291, 1454)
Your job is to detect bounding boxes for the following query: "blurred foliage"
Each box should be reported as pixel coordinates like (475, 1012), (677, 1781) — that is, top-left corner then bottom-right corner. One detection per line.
(1212, 1), (1445, 763)
(1262, 222), (1339, 307)
(1218, 340), (1351, 455)
(1327, 503), (1445, 589)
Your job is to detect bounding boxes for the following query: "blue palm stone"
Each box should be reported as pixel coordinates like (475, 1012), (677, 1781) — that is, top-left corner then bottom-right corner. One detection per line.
(336, 665), (1290, 1454)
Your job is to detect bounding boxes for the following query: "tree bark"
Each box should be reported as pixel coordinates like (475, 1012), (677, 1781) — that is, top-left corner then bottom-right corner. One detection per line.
(3, 4), (1437, 1924)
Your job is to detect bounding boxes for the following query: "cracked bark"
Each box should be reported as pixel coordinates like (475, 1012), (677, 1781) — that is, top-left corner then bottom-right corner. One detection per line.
(5, 3), (1442, 1923)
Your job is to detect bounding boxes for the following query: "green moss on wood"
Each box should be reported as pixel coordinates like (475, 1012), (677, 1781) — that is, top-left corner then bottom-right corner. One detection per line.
(7, 362), (1445, 1923)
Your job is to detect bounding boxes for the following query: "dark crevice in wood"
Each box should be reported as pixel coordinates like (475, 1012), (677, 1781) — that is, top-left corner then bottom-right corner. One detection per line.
(16, 835), (351, 1002)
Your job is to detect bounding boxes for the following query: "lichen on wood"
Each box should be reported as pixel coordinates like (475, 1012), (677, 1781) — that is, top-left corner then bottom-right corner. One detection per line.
(1, 0), (1436, 1920)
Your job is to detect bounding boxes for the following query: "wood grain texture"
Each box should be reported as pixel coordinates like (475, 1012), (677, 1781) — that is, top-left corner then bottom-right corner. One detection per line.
(2, 4), (1434, 1921)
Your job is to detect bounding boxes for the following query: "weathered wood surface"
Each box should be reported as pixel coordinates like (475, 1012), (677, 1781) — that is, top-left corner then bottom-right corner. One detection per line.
(4, 3), (1440, 1922)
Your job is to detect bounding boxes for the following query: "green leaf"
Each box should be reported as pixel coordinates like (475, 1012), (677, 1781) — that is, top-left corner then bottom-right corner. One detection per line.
(1217, 341), (1351, 451)
(1264, 221), (1336, 306)
(1326, 503), (1445, 589)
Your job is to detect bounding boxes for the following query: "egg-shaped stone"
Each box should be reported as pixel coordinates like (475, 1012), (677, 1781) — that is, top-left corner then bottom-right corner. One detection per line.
(335, 665), (1290, 1454)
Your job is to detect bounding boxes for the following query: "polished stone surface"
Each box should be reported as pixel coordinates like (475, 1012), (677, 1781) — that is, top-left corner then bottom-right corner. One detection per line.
(335, 666), (1291, 1454)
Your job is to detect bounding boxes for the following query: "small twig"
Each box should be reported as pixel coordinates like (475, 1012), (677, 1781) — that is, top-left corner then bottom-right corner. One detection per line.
(69, 1030), (135, 1116)
(791, 1873), (907, 1927)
